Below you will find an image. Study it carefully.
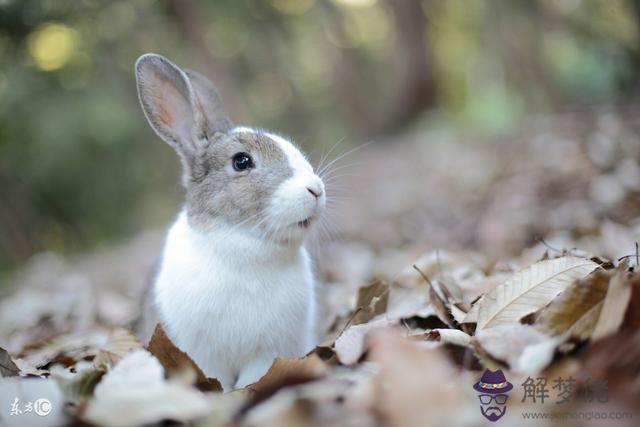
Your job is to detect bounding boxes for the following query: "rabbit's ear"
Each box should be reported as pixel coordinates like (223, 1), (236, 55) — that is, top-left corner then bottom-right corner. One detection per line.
(185, 69), (232, 134)
(135, 53), (205, 155)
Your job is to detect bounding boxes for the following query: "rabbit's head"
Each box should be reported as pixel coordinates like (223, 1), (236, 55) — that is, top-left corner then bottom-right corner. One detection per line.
(135, 53), (325, 244)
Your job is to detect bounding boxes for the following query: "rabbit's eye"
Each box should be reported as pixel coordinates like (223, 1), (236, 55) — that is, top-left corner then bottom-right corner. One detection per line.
(232, 152), (254, 171)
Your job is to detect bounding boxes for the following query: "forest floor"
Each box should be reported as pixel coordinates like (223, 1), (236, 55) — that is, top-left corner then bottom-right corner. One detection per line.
(1, 107), (640, 427)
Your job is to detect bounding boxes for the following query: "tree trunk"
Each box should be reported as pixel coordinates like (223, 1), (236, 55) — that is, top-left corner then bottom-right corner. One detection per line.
(378, 0), (437, 134)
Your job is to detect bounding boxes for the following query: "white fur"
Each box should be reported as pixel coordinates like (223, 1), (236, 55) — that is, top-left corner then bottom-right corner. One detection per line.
(154, 129), (321, 391)
(264, 131), (325, 228)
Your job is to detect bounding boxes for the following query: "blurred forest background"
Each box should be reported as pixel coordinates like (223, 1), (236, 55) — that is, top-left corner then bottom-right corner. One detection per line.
(1, 0), (640, 278)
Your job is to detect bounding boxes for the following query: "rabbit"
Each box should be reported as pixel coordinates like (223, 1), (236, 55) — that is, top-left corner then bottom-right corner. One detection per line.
(134, 53), (325, 391)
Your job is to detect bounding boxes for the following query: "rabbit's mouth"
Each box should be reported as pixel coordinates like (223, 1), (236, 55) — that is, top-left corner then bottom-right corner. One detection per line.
(297, 217), (314, 228)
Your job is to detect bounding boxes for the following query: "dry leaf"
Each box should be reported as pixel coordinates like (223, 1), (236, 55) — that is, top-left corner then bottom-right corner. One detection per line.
(449, 303), (469, 324)
(384, 286), (434, 320)
(0, 347), (20, 377)
(247, 354), (326, 394)
(93, 328), (142, 369)
(475, 323), (558, 375)
(334, 318), (396, 365)
(472, 256), (599, 330)
(368, 330), (470, 427)
(63, 366), (106, 400)
(398, 250), (483, 291)
(12, 357), (48, 377)
(18, 327), (140, 371)
(84, 350), (211, 427)
(412, 265), (455, 327)
(147, 323), (222, 392)
(462, 302), (479, 323)
(239, 373), (375, 426)
(242, 392), (318, 427)
(304, 345), (338, 364)
(535, 267), (612, 339)
(428, 283), (455, 328)
(516, 339), (559, 376)
(397, 251), (454, 288)
(352, 280), (389, 325)
(622, 274), (640, 329)
(420, 329), (471, 347)
(581, 330), (640, 406)
(592, 266), (633, 340)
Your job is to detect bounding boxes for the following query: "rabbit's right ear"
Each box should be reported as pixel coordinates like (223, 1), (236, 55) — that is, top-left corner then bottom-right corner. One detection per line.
(135, 53), (206, 156)
(185, 69), (232, 135)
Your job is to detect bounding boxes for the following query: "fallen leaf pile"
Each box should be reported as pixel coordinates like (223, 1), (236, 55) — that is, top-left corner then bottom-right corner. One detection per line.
(1, 249), (638, 426)
(1, 109), (640, 426)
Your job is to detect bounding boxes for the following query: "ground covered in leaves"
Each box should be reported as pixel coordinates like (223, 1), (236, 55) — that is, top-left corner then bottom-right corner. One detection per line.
(1, 108), (640, 427)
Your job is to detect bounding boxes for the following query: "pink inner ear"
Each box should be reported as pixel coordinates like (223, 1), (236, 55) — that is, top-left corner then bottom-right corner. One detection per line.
(147, 73), (195, 140)
(155, 95), (174, 128)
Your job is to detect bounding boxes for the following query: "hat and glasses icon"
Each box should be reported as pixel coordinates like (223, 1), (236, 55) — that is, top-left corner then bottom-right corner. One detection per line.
(473, 369), (513, 422)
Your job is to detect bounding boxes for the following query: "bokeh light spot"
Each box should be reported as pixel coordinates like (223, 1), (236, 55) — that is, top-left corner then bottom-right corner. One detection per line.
(27, 23), (77, 71)
(343, 4), (391, 52)
(205, 17), (249, 58)
(331, 0), (377, 8)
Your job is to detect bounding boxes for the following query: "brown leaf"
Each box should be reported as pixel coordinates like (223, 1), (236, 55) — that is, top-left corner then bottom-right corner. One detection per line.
(17, 328), (141, 371)
(471, 256), (600, 330)
(246, 354), (326, 394)
(622, 274), (640, 329)
(304, 345), (338, 365)
(0, 346), (20, 377)
(582, 330), (640, 407)
(385, 286), (434, 321)
(368, 330), (467, 427)
(66, 368), (106, 399)
(93, 328), (143, 369)
(84, 350), (212, 426)
(334, 318), (396, 365)
(428, 283), (455, 328)
(475, 324), (558, 375)
(413, 265), (455, 327)
(592, 265), (634, 340)
(410, 330), (482, 371)
(352, 279), (389, 325)
(412, 329), (471, 347)
(535, 267), (612, 339)
(450, 301), (470, 323)
(147, 324), (222, 392)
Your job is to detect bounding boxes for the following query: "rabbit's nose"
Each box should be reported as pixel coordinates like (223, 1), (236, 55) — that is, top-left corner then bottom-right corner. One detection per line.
(307, 186), (322, 198)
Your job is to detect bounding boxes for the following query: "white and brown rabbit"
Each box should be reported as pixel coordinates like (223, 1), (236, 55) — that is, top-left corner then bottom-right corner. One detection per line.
(135, 53), (325, 391)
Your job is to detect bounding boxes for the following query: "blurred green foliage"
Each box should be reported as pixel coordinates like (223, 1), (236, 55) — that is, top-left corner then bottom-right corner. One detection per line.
(0, 0), (639, 271)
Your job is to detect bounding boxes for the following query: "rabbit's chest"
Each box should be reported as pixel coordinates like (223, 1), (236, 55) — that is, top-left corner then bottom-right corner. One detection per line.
(153, 214), (314, 376)
(157, 248), (311, 330)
